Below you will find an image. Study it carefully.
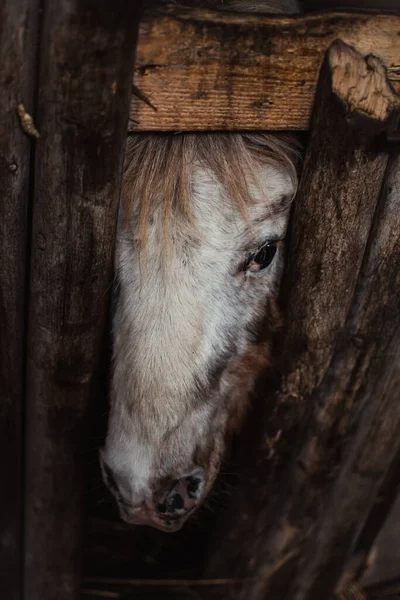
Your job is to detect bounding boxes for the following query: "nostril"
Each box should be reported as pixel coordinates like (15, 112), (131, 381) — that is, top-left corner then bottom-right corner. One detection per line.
(157, 491), (184, 516)
(157, 500), (167, 514)
(186, 475), (202, 499)
(158, 470), (205, 518)
(167, 492), (184, 513)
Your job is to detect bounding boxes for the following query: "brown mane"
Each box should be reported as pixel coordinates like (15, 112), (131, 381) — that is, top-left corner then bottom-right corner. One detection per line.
(122, 132), (301, 247)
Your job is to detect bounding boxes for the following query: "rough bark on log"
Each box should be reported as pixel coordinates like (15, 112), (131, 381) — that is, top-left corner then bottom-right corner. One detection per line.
(130, 5), (400, 131)
(23, 3), (140, 600)
(0, 1), (39, 598)
(205, 41), (400, 600)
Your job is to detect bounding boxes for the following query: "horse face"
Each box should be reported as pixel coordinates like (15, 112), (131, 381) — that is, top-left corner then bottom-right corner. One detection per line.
(101, 145), (297, 531)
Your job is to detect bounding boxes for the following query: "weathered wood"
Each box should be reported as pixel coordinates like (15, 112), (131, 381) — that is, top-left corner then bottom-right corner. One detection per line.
(281, 152), (400, 600)
(346, 446), (400, 587)
(130, 5), (400, 131)
(0, 1), (39, 598)
(205, 41), (400, 600)
(23, 2), (141, 600)
(281, 40), (399, 395)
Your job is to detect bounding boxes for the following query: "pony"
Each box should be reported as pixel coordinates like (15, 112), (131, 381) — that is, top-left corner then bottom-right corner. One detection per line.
(101, 0), (301, 532)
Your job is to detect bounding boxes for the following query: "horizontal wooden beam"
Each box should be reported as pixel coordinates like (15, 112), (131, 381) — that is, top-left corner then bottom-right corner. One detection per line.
(130, 5), (400, 131)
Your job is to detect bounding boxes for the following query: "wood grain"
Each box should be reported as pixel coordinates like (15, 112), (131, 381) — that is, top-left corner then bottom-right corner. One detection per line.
(23, 2), (140, 599)
(281, 151), (400, 600)
(130, 5), (400, 131)
(205, 41), (400, 600)
(0, 1), (39, 599)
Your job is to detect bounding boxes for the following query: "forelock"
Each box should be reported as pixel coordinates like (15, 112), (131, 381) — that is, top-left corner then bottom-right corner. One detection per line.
(121, 132), (301, 251)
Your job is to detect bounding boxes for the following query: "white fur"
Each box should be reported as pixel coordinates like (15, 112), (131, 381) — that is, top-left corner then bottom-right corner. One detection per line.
(103, 0), (301, 530)
(103, 161), (295, 524)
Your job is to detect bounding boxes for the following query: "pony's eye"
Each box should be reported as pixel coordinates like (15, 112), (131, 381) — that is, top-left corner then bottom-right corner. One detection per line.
(245, 243), (277, 273)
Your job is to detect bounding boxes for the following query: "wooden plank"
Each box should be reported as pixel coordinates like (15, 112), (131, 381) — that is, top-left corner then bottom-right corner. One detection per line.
(23, 2), (141, 600)
(130, 5), (400, 131)
(205, 41), (400, 600)
(284, 152), (400, 600)
(0, 1), (39, 598)
(347, 446), (400, 586)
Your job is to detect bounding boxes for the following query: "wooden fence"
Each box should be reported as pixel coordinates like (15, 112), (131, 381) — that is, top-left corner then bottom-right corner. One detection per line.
(0, 2), (399, 600)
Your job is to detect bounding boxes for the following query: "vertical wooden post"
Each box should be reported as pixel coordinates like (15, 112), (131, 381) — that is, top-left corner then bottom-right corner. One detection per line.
(24, 2), (140, 599)
(281, 150), (400, 600)
(0, 1), (39, 598)
(206, 41), (400, 600)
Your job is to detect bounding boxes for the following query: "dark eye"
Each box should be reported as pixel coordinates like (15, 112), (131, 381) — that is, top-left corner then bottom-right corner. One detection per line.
(245, 242), (277, 273)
